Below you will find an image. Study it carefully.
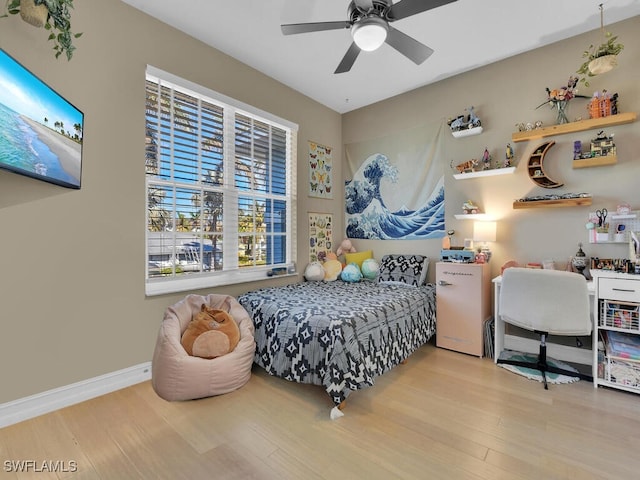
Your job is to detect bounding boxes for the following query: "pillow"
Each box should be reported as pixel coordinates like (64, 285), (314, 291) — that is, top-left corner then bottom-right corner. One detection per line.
(344, 250), (373, 268)
(377, 254), (429, 287)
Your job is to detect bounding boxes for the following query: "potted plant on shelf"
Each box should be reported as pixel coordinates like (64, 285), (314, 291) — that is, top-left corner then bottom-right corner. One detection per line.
(2, 0), (82, 60)
(576, 4), (623, 86)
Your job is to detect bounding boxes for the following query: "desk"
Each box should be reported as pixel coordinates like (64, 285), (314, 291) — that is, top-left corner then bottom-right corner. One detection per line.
(493, 275), (595, 366)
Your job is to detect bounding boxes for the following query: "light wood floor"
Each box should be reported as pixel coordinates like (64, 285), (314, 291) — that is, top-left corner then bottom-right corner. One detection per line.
(2, 343), (640, 479)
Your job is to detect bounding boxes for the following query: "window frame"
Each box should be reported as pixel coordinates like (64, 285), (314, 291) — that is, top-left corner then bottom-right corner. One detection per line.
(145, 66), (297, 296)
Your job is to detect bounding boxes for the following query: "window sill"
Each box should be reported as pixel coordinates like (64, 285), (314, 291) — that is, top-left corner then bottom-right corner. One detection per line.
(145, 269), (297, 296)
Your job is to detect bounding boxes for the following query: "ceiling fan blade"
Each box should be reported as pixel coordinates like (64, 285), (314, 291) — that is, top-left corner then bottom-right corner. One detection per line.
(387, 0), (457, 21)
(281, 21), (349, 35)
(334, 42), (361, 74)
(385, 27), (434, 65)
(353, 0), (374, 12)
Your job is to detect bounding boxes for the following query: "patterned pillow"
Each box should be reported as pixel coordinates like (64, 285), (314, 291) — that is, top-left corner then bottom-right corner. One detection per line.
(377, 254), (429, 286)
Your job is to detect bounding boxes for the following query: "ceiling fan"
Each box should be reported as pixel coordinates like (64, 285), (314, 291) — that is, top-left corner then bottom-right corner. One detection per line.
(281, 0), (458, 74)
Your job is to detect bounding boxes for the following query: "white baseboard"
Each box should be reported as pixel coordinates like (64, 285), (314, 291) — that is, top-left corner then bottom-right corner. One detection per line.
(0, 362), (152, 429)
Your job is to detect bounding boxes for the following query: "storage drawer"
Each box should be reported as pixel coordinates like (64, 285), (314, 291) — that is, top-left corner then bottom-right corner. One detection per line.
(599, 277), (640, 302)
(606, 356), (640, 389)
(600, 301), (640, 331)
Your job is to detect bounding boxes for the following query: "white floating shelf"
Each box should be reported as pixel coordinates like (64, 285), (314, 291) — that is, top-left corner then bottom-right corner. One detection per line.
(453, 166), (516, 180)
(451, 126), (483, 138)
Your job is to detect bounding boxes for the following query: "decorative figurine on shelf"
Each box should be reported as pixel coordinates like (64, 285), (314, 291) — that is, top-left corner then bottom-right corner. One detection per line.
(616, 203), (631, 215)
(574, 140), (582, 160)
(588, 90), (619, 119)
(481, 148), (491, 170)
(462, 200), (479, 215)
(590, 131), (616, 157)
(611, 93), (619, 115)
(571, 242), (587, 277)
(504, 143), (514, 167)
(452, 158), (478, 174)
(447, 106), (482, 132)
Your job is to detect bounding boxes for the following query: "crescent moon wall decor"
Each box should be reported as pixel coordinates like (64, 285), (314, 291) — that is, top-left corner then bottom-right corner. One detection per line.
(526, 141), (564, 188)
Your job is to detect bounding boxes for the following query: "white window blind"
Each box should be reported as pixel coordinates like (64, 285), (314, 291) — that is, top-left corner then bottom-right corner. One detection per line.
(145, 66), (297, 296)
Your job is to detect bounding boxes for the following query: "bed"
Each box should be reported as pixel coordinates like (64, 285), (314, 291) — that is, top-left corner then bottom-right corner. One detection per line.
(238, 254), (436, 417)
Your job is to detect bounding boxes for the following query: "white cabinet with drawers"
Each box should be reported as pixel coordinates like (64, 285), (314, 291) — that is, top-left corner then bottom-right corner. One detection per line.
(592, 270), (640, 393)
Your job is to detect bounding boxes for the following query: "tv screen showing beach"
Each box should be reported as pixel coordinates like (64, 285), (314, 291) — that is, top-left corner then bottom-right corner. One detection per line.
(0, 49), (83, 189)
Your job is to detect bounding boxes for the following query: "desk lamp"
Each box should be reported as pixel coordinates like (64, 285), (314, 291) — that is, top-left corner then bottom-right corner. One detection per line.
(473, 221), (497, 262)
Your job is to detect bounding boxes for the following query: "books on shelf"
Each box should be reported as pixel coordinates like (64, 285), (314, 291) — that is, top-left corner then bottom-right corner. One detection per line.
(603, 330), (640, 361)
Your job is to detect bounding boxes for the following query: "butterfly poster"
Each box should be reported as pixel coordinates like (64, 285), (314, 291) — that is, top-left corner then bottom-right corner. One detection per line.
(308, 141), (333, 199)
(308, 212), (333, 263)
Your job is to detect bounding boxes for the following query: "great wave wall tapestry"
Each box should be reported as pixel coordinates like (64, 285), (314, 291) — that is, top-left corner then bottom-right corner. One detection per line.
(344, 122), (445, 240)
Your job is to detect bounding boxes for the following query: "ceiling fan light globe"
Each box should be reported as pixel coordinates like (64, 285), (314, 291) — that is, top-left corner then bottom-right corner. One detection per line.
(352, 17), (388, 51)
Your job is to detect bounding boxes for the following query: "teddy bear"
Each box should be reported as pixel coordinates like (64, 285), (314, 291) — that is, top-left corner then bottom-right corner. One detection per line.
(181, 304), (240, 359)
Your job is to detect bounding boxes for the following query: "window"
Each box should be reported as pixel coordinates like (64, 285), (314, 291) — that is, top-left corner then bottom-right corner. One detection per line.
(145, 66), (297, 296)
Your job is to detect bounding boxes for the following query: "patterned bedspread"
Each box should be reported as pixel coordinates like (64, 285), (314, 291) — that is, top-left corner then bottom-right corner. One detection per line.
(238, 281), (436, 407)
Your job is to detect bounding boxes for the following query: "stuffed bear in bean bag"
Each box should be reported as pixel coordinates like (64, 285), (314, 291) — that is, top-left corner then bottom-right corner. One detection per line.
(180, 304), (240, 359)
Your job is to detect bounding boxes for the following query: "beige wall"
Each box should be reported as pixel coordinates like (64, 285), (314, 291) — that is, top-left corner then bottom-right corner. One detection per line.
(0, 0), (342, 403)
(343, 16), (640, 284)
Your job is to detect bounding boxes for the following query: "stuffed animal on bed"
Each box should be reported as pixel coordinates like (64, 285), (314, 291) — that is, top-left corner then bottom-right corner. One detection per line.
(181, 304), (240, 359)
(341, 263), (363, 282)
(323, 258), (343, 281)
(304, 261), (325, 281)
(361, 258), (380, 280)
(336, 238), (356, 256)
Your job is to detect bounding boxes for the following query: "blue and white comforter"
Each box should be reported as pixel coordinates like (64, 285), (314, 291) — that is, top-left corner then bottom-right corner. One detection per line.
(238, 281), (436, 407)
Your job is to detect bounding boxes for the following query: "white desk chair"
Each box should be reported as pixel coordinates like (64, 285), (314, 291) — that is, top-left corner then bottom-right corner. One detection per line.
(498, 267), (592, 389)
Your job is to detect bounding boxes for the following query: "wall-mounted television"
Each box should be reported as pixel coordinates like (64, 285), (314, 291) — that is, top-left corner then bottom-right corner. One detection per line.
(0, 49), (83, 189)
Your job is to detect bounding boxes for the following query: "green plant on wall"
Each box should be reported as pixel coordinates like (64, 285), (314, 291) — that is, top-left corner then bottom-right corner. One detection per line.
(2, 0), (82, 60)
(576, 33), (623, 85)
(576, 4), (623, 86)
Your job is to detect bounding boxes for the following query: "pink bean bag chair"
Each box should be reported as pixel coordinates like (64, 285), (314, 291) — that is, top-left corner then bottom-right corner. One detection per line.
(152, 293), (256, 401)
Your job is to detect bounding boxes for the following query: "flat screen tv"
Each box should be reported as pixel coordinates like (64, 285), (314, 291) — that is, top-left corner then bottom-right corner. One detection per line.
(0, 49), (83, 189)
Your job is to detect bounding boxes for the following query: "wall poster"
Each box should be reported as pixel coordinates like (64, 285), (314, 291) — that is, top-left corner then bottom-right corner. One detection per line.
(308, 141), (333, 199)
(308, 212), (333, 263)
(344, 121), (445, 240)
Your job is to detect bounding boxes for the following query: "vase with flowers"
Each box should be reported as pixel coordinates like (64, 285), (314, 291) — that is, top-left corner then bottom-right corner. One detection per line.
(536, 76), (589, 125)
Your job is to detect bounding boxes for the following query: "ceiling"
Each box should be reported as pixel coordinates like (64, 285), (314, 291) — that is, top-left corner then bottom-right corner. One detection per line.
(122, 0), (640, 114)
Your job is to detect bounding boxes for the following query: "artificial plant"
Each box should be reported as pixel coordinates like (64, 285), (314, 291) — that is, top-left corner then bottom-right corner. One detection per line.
(2, 0), (82, 60)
